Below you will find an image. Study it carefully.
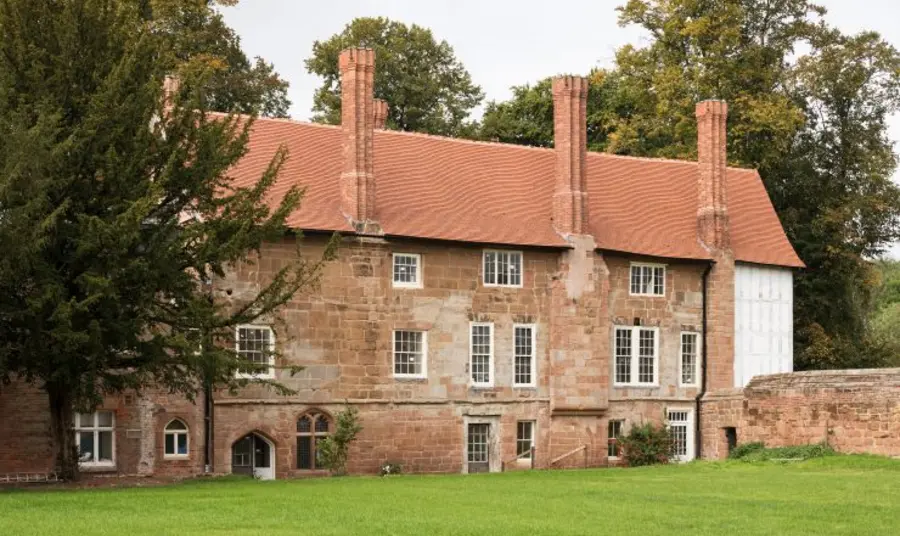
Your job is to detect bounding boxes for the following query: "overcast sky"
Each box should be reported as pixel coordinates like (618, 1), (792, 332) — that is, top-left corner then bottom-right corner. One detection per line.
(221, 0), (900, 258)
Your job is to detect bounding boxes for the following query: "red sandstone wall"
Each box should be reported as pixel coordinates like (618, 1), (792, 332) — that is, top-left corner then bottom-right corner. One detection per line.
(702, 369), (900, 459)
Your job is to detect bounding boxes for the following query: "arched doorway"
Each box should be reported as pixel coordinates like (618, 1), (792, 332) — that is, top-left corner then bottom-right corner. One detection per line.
(232, 432), (275, 480)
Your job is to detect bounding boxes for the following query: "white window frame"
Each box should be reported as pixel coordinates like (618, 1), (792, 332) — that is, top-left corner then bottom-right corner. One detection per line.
(163, 419), (190, 459)
(679, 331), (701, 387)
(469, 322), (494, 387)
(392, 330), (428, 379)
(392, 253), (423, 289)
(482, 250), (524, 288)
(612, 326), (660, 387)
(607, 419), (624, 460)
(629, 262), (666, 297)
(516, 421), (535, 461)
(667, 408), (695, 462)
(235, 324), (275, 379)
(512, 324), (537, 388)
(75, 411), (115, 468)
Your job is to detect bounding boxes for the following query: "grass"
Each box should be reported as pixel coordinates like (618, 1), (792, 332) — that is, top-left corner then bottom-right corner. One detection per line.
(1, 456), (899, 535)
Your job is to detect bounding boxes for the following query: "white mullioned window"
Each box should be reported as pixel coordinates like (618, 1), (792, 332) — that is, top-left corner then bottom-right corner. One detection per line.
(236, 325), (275, 379)
(516, 421), (535, 460)
(392, 253), (422, 288)
(680, 332), (701, 386)
(470, 322), (494, 386)
(613, 326), (659, 386)
(75, 411), (115, 467)
(667, 409), (694, 462)
(630, 263), (665, 296)
(164, 419), (189, 458)
(483, 250), (523, 287)
(513, 324), (536, 387)
(393, 330), (427, 378)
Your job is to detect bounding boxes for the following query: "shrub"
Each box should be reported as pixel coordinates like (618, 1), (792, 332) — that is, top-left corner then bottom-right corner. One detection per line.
(619, 422), (674, 467)
(380, 461), (403, 476)
(730, 442), (835, 462)
(317, 406), (362, 476)
(728, 442), (766, 459)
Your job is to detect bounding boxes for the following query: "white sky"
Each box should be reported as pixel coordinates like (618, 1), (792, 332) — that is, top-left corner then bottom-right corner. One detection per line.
(221, 0), (900, 258)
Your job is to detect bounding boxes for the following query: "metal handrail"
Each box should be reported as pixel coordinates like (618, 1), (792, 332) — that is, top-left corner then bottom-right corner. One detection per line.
(501, 446), (536, 471)
(550, 445), (587, 467)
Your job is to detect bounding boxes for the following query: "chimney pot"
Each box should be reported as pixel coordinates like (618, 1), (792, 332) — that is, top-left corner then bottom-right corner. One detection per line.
(373, 98), (389, 130)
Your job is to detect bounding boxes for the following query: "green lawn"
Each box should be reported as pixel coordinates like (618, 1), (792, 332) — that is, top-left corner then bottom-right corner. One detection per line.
(2, 456), (899, 535)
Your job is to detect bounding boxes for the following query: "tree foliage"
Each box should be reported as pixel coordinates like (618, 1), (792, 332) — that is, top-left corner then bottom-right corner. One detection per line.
(618, 422), (674, 467)
(476, 0), (900, 369)
(0, 0), (332, 479)
(317, 406), (362, 476)
(305, 17), (483, 136)
(148, 0), (291, 117)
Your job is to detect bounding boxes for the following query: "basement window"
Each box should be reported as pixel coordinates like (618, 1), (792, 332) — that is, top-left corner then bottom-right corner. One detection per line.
(613, 326), (659, 386)
(483, 250), (523, 287)
(516, 421), (535, 460)
(76, 411), (115, 468)
(296, 411), (332, 470)
(630, 263), (665, 296)
(393, 330), (427, 378)
(392, 253), (422, 288)
(607, 420), (624, 458)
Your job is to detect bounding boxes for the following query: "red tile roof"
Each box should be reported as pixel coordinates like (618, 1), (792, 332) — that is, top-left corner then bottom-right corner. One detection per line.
(227, 116), (803, 268)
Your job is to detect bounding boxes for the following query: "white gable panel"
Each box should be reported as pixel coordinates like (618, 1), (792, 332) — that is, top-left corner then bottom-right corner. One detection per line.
(734, 264), (793, 387)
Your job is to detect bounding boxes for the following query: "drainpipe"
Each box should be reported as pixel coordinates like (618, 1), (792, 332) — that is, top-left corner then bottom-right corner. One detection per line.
(695, 262), (713, 460)
(204, 377), (213, 473)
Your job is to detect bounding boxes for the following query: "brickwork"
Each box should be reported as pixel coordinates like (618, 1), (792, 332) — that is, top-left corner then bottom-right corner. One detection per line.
(702, 369), (900, 459)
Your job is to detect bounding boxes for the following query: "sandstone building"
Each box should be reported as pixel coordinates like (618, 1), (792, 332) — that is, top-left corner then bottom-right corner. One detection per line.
(1, 48), (811, 480)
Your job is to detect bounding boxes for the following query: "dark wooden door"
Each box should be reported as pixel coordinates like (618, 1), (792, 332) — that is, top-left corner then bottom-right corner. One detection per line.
(467, 423), (490, 473)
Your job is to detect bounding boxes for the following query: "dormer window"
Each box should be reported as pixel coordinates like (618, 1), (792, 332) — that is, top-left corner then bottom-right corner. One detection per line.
(483, 250), (522, 287)
(630, 263), (665, 296)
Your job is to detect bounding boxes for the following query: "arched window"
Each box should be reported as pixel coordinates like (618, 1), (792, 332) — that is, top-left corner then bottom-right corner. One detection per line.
(296, 411), (331, 470)
(164, 419), (189, 458)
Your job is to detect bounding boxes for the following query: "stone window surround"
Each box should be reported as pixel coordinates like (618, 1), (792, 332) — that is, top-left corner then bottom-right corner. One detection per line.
(392, 329), (428, 379)
(392, 252), (423, 289)
(469, 321), (495, 387)
(613, 325), (660, 387)
(235, 324), (275, 380)
(679, 331), (701, 387)
(163, 418), (190, 460)
(75, 410), (116, 469)
(482, 249), (524, 288)
(512, 323), (537, 388)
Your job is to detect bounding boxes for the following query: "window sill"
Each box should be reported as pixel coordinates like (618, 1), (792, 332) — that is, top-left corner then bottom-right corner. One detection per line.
(393, 375), (427, 382)
(469, 384), (495, 389)
(236, 372), (275, 381)
(482, 283), (524, 289)
(613, 383), (659, 388)
(392, 283), (423, 289)
(164, 455), (190, 461)
(79, 463), (116, 473)
(628, 293), (665, 298)
(513, 384), (537, 389)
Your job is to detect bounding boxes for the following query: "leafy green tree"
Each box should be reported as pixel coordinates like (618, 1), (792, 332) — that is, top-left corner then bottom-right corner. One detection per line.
(0, 0), (331, 479)
(148, 0), (291, 117)
(305, 17), (484, 136)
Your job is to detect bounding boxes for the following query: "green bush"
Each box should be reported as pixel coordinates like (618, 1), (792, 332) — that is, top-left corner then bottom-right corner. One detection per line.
(317, 406), (362, 476)
(728, 442), (766, 459)
(619, 423), (674, 467)
(730, 442), (835, 462)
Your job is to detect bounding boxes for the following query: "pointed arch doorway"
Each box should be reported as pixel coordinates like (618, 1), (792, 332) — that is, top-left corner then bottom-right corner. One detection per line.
(232, 432), (275, 480)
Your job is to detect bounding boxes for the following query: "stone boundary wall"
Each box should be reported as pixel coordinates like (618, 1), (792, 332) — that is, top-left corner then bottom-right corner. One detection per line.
(702, 368), (900, 459)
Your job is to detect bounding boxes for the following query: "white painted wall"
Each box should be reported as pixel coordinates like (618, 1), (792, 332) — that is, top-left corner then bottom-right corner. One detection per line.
(734, 264), (794, 387)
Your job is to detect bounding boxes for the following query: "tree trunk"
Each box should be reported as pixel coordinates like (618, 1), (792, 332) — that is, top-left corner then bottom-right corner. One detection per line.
(47, 383), (79, 481)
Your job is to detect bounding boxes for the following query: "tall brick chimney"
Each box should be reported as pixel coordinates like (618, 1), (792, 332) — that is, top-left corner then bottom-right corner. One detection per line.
(339, 47), (377, 226)
(696, 100), (730, 250)
(162, 75), (180, 117)
(373, 98), (388, 130)
(551, 76), (589, 236)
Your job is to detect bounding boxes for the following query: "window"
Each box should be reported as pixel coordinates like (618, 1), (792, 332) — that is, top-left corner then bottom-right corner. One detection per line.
(392, 253), (422, 288)
(296, 411), (331, 470)
(613, 326), (659, 386)
(236, 325), (274, 378)
(667, 410), (693, 461)
(393, 330), (427, 378)
(513, 324), (536, 387)
(164, 420), (189, 458)
(483, 250), (523, 287)
(630, 263), (665, 296)
(75, 411), (114, 467)
(607, 420), (624, 458)
(470, 322), (493, 386)
(680, 332), (700, 386)
(516, 421), (534, 460)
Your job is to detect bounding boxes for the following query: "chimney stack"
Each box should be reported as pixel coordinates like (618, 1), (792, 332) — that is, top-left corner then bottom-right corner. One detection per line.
(551, 76), (589, 236)
(339, 47), (377, 226)
(373, 98), (388, 130)
(696, 100), (730, 250)
(162, 75), (180, 117)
